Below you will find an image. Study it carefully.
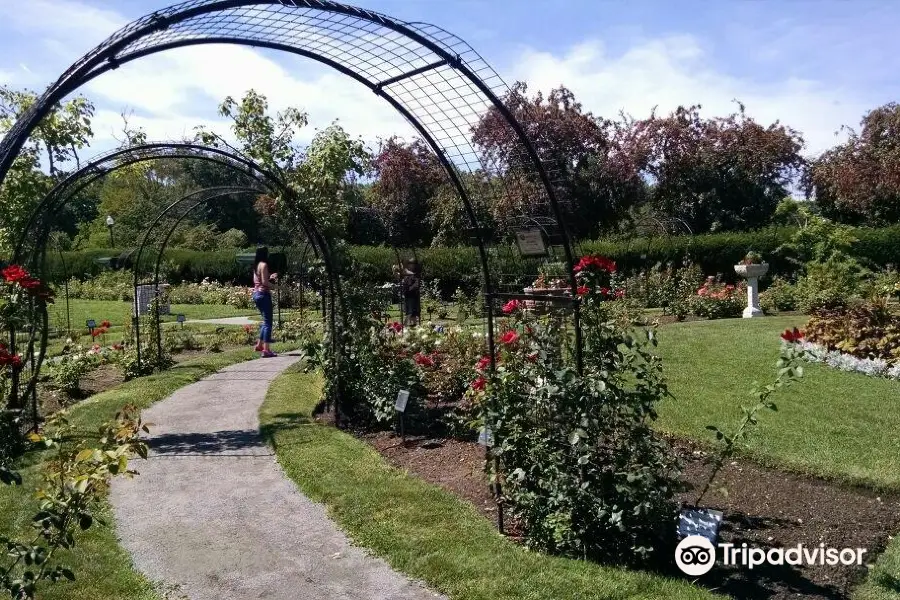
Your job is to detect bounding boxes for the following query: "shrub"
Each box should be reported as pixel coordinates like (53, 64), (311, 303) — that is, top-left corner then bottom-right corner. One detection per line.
(795, 255), (866, 313)
(483, 257), (679, 565)
(759, 276), (799, 314)
(805, 300), (900, 362)
(691, 277), (745, 319)
(47, 347), (102, 394)
(65, 270), (133, 302)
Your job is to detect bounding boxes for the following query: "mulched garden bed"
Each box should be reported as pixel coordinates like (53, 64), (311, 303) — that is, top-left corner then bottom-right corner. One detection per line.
(361, 431), (900, 600)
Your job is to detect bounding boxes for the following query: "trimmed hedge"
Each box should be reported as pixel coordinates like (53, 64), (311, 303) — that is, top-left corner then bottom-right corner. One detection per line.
(41, 225), (900, 295)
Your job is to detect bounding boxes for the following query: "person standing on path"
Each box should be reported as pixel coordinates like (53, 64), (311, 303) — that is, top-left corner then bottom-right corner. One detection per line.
(401, 258), (421, 327)
(252, 246), (278, 357)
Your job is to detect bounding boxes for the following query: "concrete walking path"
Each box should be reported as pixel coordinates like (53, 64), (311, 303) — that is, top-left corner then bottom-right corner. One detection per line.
(110, 356), (444, 600)
(183, 315), (256, 326)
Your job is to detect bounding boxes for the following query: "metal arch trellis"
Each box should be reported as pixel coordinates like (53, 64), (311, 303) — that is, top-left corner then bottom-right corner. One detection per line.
(6, 142), (342, 417)
(0, 0), (586, 380)
(131, 186), (268, 368)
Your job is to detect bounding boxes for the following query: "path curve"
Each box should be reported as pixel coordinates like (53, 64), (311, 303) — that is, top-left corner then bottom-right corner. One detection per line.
(110, 356), (444, 600)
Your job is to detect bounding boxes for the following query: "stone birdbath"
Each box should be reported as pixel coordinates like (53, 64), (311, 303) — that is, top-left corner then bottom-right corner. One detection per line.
(734, 253), (768, 318)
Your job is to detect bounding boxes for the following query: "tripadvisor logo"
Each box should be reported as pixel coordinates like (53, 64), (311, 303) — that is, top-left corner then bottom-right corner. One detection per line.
(675, 535), (867, 576)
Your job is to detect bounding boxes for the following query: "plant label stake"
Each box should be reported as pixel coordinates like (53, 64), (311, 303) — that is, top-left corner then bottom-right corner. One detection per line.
(477, 426), (493, 447)
(177, 314), (186, 329)
(86, 319), (96, 336)
(678, 508), (723, 544)
(395, 390), (409, 440)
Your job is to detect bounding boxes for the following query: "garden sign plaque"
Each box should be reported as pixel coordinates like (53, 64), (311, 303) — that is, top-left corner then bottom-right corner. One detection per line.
(678, 508), (723, 544)
(514, 229), (547, 258)
(477, 426), (494, 447)
(395, 390), (410, 413)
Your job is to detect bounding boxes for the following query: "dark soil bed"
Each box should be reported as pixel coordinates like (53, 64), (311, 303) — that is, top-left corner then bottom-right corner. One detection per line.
(361, 431), (900, 600)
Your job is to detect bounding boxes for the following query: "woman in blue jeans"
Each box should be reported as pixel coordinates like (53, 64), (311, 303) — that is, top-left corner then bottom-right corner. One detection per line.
(252, 246), (277, 358)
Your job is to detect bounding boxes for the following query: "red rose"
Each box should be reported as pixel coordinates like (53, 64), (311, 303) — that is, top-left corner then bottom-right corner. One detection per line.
(2, 265), (28, 284)
(414, 352), (434, 367)
(389, 321), (403, 333)
(475, 355), (492, 371)
(780, 327), (804, 343)
(574, 255), (617, 274)
(577, 285), (589, 296)
(599, 287), (610, 297)
(614, 289), (625, 299)
(471, 377), (486, 391)
(502, 299), (521, 314)
(500, 330), (519, 345)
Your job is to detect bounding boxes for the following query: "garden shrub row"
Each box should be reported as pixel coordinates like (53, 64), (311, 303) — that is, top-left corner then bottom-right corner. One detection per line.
(40, 225), (900, 294)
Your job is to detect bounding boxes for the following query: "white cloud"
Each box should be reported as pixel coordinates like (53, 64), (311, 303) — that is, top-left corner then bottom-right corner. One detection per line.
(0, 0), (125, 47)
(510, 36), (868, 157)
(0, 0), (872, 163)
(82, 44), (415, 148)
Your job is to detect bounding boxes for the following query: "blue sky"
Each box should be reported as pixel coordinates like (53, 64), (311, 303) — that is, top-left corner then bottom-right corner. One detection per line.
(1, 0), (898, 158)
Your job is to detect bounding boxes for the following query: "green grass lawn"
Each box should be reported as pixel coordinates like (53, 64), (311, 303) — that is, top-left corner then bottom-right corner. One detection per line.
(260, 366), (717, 600)
(48, 299), (257, 333)
(0, 344), (298, 600)
(655, 316), (900, 490)
(651, 315), (900, 599)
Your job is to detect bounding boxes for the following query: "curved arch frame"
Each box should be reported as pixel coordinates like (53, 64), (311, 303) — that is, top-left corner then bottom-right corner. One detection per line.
(131, 185), (266, 368)
(7, 143), (341, 417)
(0, 0), (585, 379)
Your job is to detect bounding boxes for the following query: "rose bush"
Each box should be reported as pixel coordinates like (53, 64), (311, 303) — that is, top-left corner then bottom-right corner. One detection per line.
(691, 276), (745, 319)
(484, 255), (680, 565)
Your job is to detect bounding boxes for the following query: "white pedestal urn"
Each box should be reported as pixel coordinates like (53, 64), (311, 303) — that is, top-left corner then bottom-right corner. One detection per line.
(734, 263), (769, 318)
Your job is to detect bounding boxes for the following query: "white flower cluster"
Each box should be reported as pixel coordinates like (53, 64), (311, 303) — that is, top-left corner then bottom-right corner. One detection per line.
(794, 341), (900, 381)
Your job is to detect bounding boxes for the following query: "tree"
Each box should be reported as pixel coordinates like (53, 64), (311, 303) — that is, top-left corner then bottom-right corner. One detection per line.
(198, 89), (307, 176)
(623, 103), (805, 233)
(289, 123), (371, 241)
(0, 86), (95, 253)
(368, 137), (444, 246)
(472, 82), (646, 238)
(805, 102), (900, 225)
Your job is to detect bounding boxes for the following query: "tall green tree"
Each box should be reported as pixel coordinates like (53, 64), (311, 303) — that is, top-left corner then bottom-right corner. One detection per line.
(0, 86), (95, 253)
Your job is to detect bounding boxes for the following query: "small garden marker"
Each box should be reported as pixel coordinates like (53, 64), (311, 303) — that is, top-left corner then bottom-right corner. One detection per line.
(678, 508), (724, 544)
(395, 390), (409, 440)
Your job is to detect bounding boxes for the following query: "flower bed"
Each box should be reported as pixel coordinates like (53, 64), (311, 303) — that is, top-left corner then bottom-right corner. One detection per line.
(691, 276), (745, 319)
(797, 341), (900, 380)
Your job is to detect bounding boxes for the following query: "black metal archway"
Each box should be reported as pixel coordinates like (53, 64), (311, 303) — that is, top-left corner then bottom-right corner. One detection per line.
(131, 185), (268, 367)
(7, 142), (342, 416)
(0, 0), (585, 380)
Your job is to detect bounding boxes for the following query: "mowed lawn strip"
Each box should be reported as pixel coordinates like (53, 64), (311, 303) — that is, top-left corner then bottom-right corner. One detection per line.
(654, 316), (900, 490)
(49, 298), (257, 331)
(0, 345), (296, 600)
(260, 366), (717, 600)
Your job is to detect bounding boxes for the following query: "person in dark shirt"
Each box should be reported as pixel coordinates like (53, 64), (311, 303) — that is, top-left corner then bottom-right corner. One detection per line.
(400, 258), (421, 326)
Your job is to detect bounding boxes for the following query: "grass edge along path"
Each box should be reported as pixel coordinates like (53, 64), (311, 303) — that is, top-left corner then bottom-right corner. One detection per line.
(854, 537), (900, 600)
(0, 343), (297, 600)
(260, 366), (718, 600)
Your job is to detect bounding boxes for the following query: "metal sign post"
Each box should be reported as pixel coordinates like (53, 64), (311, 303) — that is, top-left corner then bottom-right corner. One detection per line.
(395, 389), (410, 441)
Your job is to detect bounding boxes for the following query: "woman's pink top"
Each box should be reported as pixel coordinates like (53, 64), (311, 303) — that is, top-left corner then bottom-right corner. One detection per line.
(253, 264), (268, 293)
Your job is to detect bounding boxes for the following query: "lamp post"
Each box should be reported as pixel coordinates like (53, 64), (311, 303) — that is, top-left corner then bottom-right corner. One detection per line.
(106, 215), (115, 247)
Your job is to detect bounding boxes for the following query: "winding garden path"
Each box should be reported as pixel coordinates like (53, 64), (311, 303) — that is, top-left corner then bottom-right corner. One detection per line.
(109, 356), (444, 600)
